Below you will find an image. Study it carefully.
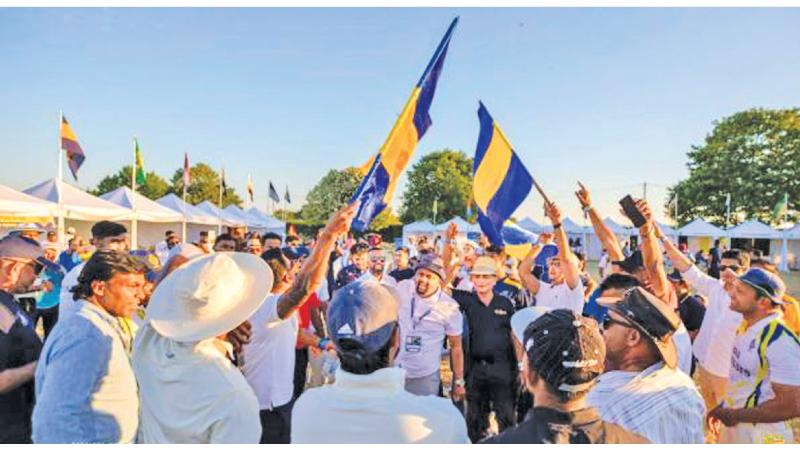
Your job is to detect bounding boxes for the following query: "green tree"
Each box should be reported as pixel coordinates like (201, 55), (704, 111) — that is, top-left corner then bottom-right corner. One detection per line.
(300, 167), (362, 224)
(370, 207), (401, 231)
(400, 149), (473, 224)
(170, 162), (242, 207)
(665, 109), (800, 226)
(92, 165), (170, 200)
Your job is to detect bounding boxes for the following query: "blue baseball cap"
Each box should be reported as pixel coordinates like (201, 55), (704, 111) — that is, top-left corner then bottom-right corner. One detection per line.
(0, 235), (60, 272)
(326, 280), (399, 355)
(738, 268), (786, 304)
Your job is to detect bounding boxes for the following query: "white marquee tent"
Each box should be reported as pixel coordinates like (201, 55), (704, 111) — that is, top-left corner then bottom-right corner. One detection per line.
(224, 204), (262, 229)
(436, 217), (481, 234)
(156, 194), (219, 242)
(24, 178), (132, 222)
(0, 183), (57, 219)
(726, 220), (781, 240)
(246, 207), (287, 236)
(517, 217), (545, 233)
(196, 201), (243, 228)
(100, 187), (184, 249)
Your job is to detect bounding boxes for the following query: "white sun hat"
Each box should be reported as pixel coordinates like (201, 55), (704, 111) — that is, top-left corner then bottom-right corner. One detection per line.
(511, 306), (554, 344)
(146, 252), (273, 342)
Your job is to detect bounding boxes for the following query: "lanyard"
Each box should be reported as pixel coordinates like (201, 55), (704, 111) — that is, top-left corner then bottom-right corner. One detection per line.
(410, 290), (442, 331)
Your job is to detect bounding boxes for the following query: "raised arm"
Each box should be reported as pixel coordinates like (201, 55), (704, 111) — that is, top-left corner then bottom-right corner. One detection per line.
(519, 243), (542, 294)
(658, 224), (693, 273)
(277, 203), (357, 319)
(546, 201), (581, 290)
(575, 181), (624, 261)
(441, 222), (460, 282)
(634, 199), (672, 306)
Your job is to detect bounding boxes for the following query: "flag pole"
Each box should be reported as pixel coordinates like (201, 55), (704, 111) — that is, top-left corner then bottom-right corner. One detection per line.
(57, 110), (65, 249)
(130, 138), (138, 250)
(182, 156), (187, 242)
(217, 165), (223, 236)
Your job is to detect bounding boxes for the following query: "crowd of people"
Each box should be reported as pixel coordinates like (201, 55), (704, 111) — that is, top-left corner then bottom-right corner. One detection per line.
(1, 181), (799, 444)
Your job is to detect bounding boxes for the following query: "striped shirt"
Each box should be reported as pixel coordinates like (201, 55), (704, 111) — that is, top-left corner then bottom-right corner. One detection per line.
(586, 363), (706, 444)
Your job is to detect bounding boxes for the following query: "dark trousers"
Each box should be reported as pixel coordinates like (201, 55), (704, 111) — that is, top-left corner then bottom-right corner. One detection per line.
(293, 348), (309, 399)
(33, 306), (59, 341)
(466, 361), (516, 443)
(259, 399), (294, 444)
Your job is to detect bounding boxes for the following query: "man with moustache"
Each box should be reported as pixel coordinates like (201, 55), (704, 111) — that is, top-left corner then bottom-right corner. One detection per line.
(394, 254), (464, 398)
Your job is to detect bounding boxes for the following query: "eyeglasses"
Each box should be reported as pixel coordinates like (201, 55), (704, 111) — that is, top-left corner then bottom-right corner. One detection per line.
(370, 257), (385, 262)
(720, 264), (741, 272)
(602, 315), (634, 331)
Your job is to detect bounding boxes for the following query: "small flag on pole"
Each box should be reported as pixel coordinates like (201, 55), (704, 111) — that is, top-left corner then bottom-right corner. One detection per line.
(247, 176), (255, 203)
(350, 17), (459, 232)
(432, 198), (438, 217)
(773, 192), (789, 221)
(472, 102), (533, 247)
(221, 167), (227, 192)
(60, 115), (86, 181)
(284, 185), (291, 204)
(183, 153), (191, 186)
(269, 181), (280, 203)
(134, 139), (146, 186)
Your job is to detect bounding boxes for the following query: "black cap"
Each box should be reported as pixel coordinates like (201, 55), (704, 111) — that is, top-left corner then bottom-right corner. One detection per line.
(523, 309), (606, 395)
(598, 287), (681, 369)
(611, 250), (644, 274)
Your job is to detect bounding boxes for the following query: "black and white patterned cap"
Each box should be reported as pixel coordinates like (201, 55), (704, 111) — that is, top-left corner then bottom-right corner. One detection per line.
(523, 309), (605, 394)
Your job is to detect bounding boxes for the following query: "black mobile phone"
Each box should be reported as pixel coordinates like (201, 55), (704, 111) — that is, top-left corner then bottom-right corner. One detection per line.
(619, 195), (647, 228)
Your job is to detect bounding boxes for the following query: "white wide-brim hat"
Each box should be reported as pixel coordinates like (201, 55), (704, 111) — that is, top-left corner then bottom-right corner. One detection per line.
(146, 252), (273, 342)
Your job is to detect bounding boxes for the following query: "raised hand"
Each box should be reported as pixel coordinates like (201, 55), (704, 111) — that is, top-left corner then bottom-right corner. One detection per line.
(575, 181), (592, 209)
(446, 222), (458, 241)
(544, 201), (562, 226)
(325, 202), (359, 239)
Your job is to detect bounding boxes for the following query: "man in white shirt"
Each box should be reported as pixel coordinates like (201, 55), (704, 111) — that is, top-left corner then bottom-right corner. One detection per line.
(58, 221), (130, 320)
(707, 268), (800, 444)
(133, 252), (270, 443)
(394, 255), (464, 398)
(587, 287), (705, 444)
(661, 236), (750, 411)
(242, 204), (356, 444)
(292, 280), (469, 444)
(358, 246), (397, 288)
(518, 201), (584, 313)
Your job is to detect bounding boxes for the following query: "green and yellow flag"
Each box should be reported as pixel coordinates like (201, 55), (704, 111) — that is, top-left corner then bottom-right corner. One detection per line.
(773, 192), (789, 221)
(134, 139), (146, 186)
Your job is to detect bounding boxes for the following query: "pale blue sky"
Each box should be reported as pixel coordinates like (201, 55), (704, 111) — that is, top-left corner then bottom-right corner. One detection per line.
(2, 7), (799, 225)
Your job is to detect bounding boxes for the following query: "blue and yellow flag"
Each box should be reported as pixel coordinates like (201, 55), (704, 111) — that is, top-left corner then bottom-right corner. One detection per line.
(473, 102), (533, 247)
(350, 17), (458, 231)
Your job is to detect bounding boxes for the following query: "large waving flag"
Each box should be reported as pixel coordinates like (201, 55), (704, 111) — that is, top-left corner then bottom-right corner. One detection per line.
(350, 17), (459, 231)
(473, 102), (533, 247)
(60, 115), (86, 180)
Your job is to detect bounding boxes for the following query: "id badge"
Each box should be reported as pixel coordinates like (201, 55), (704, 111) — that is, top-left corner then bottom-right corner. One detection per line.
(405, 335), (422, 353)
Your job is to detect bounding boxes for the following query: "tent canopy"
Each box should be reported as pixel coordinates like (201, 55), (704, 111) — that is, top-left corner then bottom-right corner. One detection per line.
(783, 224), (800, 240)
(436, 216), (480, 233)
(517, 217), (545, 233)
(403, 220), (436, 234)
(726, 220), (781, 240)
(603, 218), (633, 236)
(156, 194), (218, 225)
(246, 207), (286, 233)
(0, 183), (57, 219)
(100, 187), (183, 223)
(24, 178), (131, 221)
(678, 218), (726, 238)
(541, 217), (588, 234)
(224, 205), (261, 228)
(196, 201), (243, 227)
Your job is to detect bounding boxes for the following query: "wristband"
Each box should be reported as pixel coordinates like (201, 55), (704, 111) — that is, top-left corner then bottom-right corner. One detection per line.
(582, 205), (593, 214)
(454, 378), (465, 387)
(317, 338), (330, 350)
(517, 361), (525, 370)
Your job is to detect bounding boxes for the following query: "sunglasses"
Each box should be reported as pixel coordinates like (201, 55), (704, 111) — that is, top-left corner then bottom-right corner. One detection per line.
(370, 257), (386, 262)
(602, 315), (633, 331)
(720, 264), (741, 272)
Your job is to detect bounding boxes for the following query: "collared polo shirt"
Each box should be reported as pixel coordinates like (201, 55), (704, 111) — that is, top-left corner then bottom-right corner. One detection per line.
(452, 290), (515, 363)
(533, 279), (585, 313)
(394, 280), (463, 378)
(292, 367), (469, 443)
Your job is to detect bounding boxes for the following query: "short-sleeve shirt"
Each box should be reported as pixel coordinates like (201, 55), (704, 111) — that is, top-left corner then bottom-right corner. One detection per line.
(533, 279), (585, 313)
(452, 290), (515, 365)
(0, 291), (42, 443)
(242, 294), (298, 410)
(394, 280), (463, 379)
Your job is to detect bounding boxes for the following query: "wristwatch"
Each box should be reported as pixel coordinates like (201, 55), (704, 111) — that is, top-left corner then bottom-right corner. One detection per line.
(454, 378), (465, 387)
(553, 223), (562, 230)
